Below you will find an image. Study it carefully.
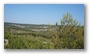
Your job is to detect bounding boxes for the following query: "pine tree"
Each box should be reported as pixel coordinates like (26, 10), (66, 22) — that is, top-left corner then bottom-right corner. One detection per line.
(51, 13), (84, 49)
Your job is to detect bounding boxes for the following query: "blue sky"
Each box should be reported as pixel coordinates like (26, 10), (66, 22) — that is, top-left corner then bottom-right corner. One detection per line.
(4, 4), (84, 25)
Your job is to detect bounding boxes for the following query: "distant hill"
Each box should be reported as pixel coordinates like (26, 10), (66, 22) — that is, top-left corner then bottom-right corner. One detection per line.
(4, 22), (56, 29)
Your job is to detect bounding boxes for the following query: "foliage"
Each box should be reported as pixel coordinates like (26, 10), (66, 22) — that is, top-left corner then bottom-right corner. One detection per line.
(4, 13), (84, 49)
(51, 13), (84, 49)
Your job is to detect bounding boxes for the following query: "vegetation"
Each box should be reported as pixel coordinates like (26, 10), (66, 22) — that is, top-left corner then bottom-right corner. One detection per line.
(4, 13), (84, 49)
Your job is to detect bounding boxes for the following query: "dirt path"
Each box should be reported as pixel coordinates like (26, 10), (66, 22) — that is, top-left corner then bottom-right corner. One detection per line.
(4, 39), (8, 45)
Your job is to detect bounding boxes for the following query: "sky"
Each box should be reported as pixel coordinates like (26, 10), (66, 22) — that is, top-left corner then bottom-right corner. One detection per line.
(4, 4), (84, 25)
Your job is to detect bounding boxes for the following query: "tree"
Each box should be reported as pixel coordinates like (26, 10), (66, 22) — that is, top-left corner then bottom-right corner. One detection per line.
(47, 24), (51, 32)
(51, 13), (84, 49)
